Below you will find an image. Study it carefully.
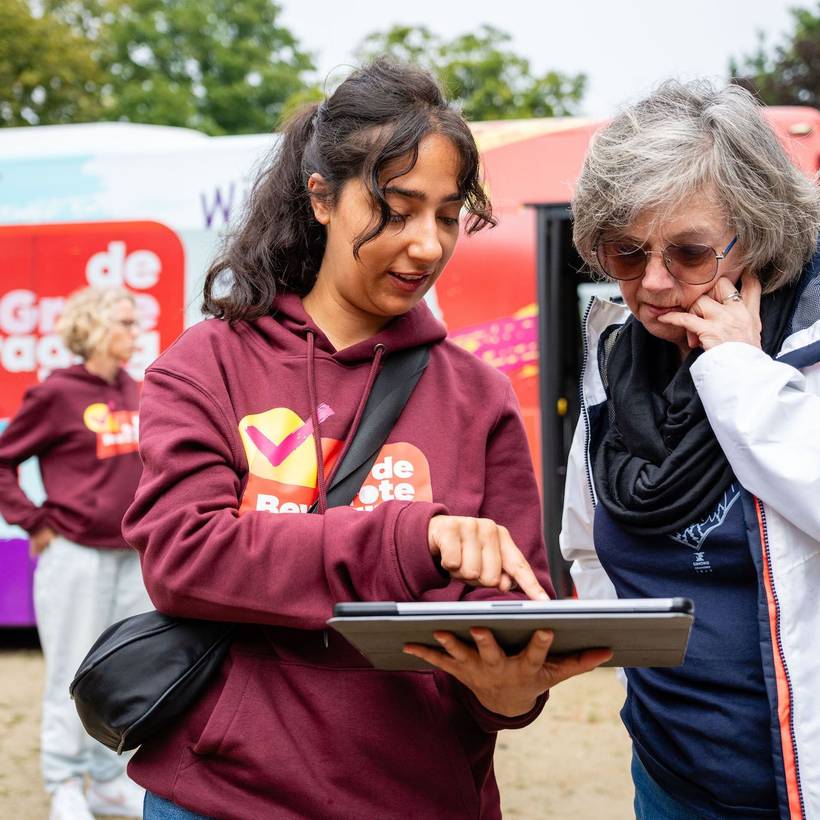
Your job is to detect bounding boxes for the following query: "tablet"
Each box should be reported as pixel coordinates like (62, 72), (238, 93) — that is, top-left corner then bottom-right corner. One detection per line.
(328, 598), (694, 670)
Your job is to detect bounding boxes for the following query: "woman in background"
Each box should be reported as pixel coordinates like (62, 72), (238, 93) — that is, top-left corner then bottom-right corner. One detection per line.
(562, 80), (820, 818)
(0, 286), (149, 820)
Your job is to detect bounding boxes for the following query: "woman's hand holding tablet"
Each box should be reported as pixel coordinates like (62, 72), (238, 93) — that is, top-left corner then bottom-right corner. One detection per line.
(403, 627), (613, 717)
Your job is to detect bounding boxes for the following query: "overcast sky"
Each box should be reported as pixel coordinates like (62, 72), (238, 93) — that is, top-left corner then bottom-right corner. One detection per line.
(279, 0), (804, 117)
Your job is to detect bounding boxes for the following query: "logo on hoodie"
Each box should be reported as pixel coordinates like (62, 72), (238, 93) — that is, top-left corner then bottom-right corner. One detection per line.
(669, 483), (741, 574)
(237, 405), (432, 515)
(82, 402), (139, 459)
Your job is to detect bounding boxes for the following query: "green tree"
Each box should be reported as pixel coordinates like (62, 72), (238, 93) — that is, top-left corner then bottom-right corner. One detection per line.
(0, 0), (106, 126)
(357, 25), (586, 120)
(44, 0), (318, 134)
(730, 3), (820, 107)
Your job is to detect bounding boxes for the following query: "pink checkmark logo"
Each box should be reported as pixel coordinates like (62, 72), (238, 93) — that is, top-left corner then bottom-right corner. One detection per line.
(246, 403), (335, 467)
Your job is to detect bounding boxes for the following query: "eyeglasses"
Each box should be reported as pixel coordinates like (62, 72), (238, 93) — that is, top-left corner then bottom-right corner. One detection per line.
(595, 236), (737, 285)
(114, 318), (141, 331)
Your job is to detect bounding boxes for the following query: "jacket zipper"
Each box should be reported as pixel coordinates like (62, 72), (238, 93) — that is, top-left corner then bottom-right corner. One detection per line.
(579, 298), (597, 508)
(756, 498), (805, 819)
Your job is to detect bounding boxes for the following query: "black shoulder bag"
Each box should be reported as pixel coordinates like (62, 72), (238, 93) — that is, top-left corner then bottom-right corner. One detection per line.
(69, 346), (430, 753)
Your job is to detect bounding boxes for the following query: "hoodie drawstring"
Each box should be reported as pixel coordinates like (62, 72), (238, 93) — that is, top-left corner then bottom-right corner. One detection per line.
(306, 333), (385, 514)
(306, 332), (329, 513)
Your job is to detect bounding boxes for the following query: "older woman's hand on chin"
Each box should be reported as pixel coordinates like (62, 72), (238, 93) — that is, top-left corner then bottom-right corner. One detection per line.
(658, 272), (763, 352)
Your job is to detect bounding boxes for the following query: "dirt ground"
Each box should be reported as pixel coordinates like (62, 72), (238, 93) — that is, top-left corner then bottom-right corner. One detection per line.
(0, 643), (632, 819)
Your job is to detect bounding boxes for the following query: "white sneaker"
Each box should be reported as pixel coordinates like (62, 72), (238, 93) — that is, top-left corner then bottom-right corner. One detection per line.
(49, 778), (94, 820)
(86, 774), (145, 818)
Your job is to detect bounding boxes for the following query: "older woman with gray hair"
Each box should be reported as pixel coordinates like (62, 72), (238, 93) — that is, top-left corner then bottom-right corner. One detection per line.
(561, 80), (820, 819)
(0, 286), (149, 820)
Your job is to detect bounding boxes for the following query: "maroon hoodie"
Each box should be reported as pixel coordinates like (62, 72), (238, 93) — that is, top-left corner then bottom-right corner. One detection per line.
(0, 365), (140, 549)
(123, 294), (554, 819)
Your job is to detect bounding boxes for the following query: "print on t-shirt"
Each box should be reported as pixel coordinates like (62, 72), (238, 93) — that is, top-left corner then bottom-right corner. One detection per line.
(237, 405), (432, 515)
(669, 483), (741, 574)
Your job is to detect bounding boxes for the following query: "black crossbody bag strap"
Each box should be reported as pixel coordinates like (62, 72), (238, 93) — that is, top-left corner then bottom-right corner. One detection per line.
(308, 345), (431, 513)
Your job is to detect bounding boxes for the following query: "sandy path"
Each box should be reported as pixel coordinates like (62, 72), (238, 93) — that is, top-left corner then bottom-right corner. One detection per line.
(0, 648), (632, 819)
(496, 667), (632, 818)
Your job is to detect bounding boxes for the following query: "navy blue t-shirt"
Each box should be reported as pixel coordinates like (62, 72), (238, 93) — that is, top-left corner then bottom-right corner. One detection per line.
(594, 482), (778, 817)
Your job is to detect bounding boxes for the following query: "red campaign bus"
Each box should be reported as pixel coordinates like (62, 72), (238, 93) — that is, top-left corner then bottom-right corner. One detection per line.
(1, 109), (818, 621)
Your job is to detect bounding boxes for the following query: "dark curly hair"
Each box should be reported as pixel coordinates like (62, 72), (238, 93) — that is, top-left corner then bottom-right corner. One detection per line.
(202, 58), (495, 321)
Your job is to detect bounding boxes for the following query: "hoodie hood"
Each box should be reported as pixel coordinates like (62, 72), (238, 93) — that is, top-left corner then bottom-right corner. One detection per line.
(270, 292), (447, 363)
(50, 363), (132, 389)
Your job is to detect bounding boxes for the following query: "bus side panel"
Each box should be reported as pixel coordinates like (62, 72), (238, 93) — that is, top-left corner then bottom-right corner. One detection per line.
(437, 210), (542, 481)
(0, 539), (36, 626)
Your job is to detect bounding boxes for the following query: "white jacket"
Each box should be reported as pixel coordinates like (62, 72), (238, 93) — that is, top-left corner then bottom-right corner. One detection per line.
(560, 271), (820, 819)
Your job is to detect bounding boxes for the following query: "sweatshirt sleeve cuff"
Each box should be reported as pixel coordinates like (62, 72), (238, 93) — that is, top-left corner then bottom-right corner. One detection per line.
(460, 685), (549, 733)
(21, 507), (51, 536)
(393, 501), (450, 599)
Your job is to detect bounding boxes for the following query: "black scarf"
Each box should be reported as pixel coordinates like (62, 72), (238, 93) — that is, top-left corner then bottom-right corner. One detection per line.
(594, 283), (798, 535)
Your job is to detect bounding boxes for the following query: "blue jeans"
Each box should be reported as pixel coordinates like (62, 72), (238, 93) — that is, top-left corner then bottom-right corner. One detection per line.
(632, 751), (714, 820)
(143, 791), (213, 820)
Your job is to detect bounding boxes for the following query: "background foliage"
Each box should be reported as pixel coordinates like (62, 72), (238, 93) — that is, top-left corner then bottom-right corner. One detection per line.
(4, 1), (818, 132)
(3, 0), (317, 132)
(730, 2), (819, 108)
(356, 24), (587, 120)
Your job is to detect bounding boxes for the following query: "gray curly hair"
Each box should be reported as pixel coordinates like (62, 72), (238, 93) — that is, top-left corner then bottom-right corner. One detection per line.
(57, 286), (135, 359)
(572, 79), (820, 293)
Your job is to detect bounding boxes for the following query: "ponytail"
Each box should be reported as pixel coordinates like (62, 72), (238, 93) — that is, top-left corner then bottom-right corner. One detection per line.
(203, 103), (325, 320)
